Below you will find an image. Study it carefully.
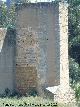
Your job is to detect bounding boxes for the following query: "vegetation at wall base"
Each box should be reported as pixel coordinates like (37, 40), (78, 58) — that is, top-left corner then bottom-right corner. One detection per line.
(0, 96), (78, 107)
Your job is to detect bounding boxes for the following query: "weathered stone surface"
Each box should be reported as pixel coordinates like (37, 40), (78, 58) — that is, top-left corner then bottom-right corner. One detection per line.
(53, 2), (75, 103)
(16, 66), (38, 94)
(15, 2), (75, 103)
(16, 29), (38, 67)
(54, 86), (75, 103)
(15, 28), (38, 94)
(16, 3), (58, 94)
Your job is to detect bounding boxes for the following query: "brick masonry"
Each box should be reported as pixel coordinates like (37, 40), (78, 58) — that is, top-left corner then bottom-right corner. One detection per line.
(16, 66), (38, 94)
(15, 29), (38, 94)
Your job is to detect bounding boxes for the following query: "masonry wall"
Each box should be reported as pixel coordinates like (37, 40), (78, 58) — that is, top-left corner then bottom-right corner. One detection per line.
(15, 3), (75, 103)
(0, 2), (75, 103)
(16, 3), (59, 94)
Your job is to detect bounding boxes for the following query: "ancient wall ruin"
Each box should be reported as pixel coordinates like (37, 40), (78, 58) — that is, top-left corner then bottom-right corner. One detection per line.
(15, 3), (59, 94)
(0, 2), (75, 103)
(15, 2), (75, 103)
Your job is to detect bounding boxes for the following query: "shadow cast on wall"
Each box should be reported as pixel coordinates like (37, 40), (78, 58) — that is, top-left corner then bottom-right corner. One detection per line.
(0, 28), (16, 95)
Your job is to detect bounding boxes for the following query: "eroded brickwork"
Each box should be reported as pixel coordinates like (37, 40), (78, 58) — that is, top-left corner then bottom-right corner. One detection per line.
(16, 66), (38, 94)
(16, 28), (38, 94)
(15, 4), (58, 95)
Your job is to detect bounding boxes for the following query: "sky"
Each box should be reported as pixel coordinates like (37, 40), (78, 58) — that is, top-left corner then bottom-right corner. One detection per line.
(1, 0), (6, 1)
(0, 0), (55, 3)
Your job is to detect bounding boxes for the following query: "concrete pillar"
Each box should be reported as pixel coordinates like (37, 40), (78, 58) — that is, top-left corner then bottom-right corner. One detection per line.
(59, 2), (69, 93)
(53, 2), (75, 103)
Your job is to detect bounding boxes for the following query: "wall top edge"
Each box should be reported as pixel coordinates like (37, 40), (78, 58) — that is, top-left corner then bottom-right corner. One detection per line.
(15, 2), (56, 7)
(15, 2), (68, 11)
(15, 1), (68, 5)
(0, 28), (7, 30)
(15, 2), (58, 11)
